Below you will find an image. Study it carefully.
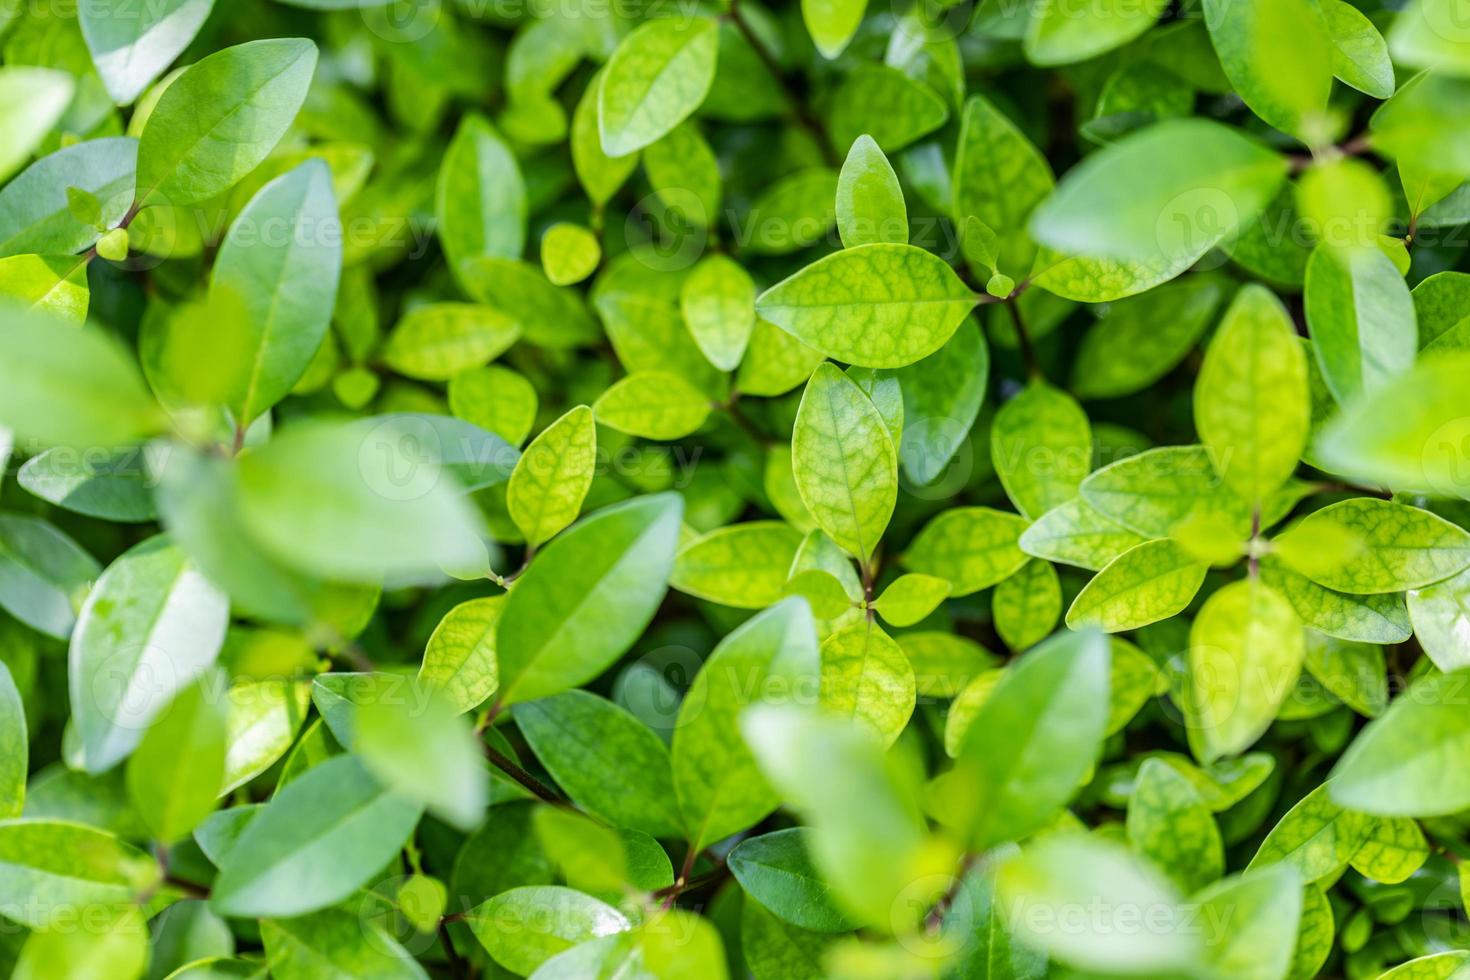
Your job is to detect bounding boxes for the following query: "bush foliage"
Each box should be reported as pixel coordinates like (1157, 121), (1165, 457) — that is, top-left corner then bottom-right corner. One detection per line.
(4, 0), (1470, 977)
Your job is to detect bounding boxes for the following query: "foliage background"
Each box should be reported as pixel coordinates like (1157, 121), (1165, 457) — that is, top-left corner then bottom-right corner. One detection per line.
(3, 0), (1470, 978)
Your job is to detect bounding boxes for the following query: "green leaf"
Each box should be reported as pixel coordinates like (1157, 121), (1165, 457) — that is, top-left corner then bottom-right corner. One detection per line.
(1081, 445), (1256, 539)
(1303, 632), (1387, 717)
(742, 705), (953, 931)
(1126, 757), (1224, 893)
(541, 222), (601, 287)
(727, 828), (854, 934)
(0, 254), (89, 323)
(1408, 565), (1470, 671)
(671, 521), (804, 609)
(508, 405), (597, 548)
(470, 886), (629, 975)
(449, 365), (539, 448)
(1315, 352), (1470, 498)
(952, 94), (1054, 277)
(791, 363), (897, 561)
(1195, 865), (1304, 980)
(496, 494), (682, 704)
(0, 819), (159, 929)
(209, 159), (342, 424)
(0, 663), (24, 819)
(516, 690), (682, 837)
(1066, 538), (1209, 633)
(70, 536), (229, 773)
(1025, 0), (1169, 66)
(125, 671), (226, 841)
(1330, 668), (1470, 816)
(221, 678), (310, 793)
(1071, 276), (1226, 400)
(12, 904), (148, 980)
(136, 39), (318, 206)
(1194, 284), (1310, 502)
(1274, 498), (1470, 593)
(354, 683), (486, 830)
(1249, 781), (1369, 882)
(0, 68), (74, 183)
(818, 620), (915, 746)
(78, 0), (214, 105)
(946, 630), (1111, 849)
(1259, 558), (1412, 644)
(873, 573), (950, 627)
(835, 135), (907, 248)
(802, 0), (866, 59)
(1188, 579), (1304, 761)
(903, 506), (1030, 596)
(680, 254), (756, 372)
(991, 380), (1092, 520)
(0, 138), (137, 257)
(1203, 0), (1333, 141)
(0, 513), (100, 639)
(437, 115), (525, 278)
(673, 598), (820, 850)
(1350, 815), (1430, 884)
(593, 371), (711, 440)
(262, 907), (429, 980)
(829, 65), (948, 153)
(742, 896), (831, 980)
(1388, 0), (1470, 76)
(419, 596), (502, 714)
(992, 560), (1062, 651)
(462, 257), (600, 349)
(234, 420), (486, 583)
(741, 168), (839, 255)
(0, 311), (162, 448)
(1304, 245), (1416, 405)
(1019, 497), (1149, 571)
(1371, 74), (1470, 177)
(1318, 0), (1394, 98)
(572, 69), (638, 207)
(210, 755), (422, 917)
(644, 122), (722, 230)
(1030, 119), (1287, 266)
(599, 18), (718, 156)
(996, 834), (1198, 974)
(756, 243), (977, 369)
(892, 320), (988, 486)
(18, 446), (158, 523)
(382, 303), (521, 382)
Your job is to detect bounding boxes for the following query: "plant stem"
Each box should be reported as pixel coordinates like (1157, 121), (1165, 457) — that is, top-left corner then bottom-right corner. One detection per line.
(725, 2), (839, 165)
(1005, 299), (1042, 380)
(481, 743), (570, 808)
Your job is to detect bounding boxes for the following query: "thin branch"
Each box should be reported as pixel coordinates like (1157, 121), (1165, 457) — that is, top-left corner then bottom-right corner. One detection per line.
(482, 743), (572, 809)
(1005, 299), (1042, 380)
(725, 2), (839, 165)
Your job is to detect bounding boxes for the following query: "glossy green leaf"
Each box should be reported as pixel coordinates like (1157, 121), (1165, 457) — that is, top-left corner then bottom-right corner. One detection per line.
(0, 819), (159, 929)
(1249, 781), (1369, 882)
(1126, 757), (1223, 893)
(599, 18), (718, 156)
(1274, 498), (1470, 593)
(992, 380), (1091, 520)
(136, 39), (317, 206)
(1067, 539), (1208, 633)
(419, 596), (502, 713)
(593, 371), (711, 440)
(507, 405), (597, 548)
(680, 254), (756, 371)
(756, 244), (977, 369)
(952, 93), (1054, 277)
(818, 620), (915, 745)
(835, 135), (906, 249)
(210, 160), (341, 423)
(437, 115), (525, 277)
(1202, 0), (1333, 141)
(125, 671), (226, 841)
(1188, 579), (1304, 761)
(0, 513), (100, 639)
(1025, 0), (1169, 66)
(496, 494), (682, 704)
(671, 521), (804, 609)
(727, 828), (854, 934)
(673, 599), (821, 850)
(1304, 245), (1416, 405)
(70, 536), (228, 773)
(516, 690), (682, 837)
(211, 755), (422, 917)
(1194, 284), (1310, 502)
(791, 363), (897, 561)
(1031, 119), (1287, 266)
(904, 506), (1030, 596)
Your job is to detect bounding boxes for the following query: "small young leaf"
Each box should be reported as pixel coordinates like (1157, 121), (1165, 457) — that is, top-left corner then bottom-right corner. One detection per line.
(835, 135), (906, 248)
